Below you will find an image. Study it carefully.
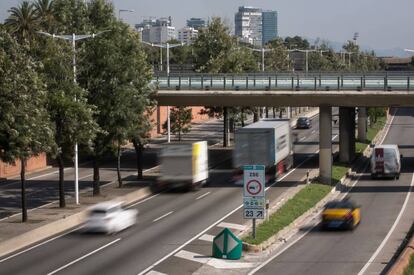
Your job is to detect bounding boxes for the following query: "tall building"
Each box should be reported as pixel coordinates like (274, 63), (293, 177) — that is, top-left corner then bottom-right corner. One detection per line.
(262, 10), (278, 45)
(178, 27), (198, 44)
(135, 16), (176, 43)
(235, 6), (263, 47)
(186, 18), (206, 30)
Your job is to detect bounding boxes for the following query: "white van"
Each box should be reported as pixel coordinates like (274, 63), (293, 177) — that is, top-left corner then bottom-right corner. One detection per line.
(370, 145), (401, 179)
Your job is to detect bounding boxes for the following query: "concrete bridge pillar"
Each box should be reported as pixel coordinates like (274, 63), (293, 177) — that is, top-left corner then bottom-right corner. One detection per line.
(357, 107), (368, 142)
(319, 106), (332, 184)
(223, 107), (230, 147)
(339, 107), (356, 163)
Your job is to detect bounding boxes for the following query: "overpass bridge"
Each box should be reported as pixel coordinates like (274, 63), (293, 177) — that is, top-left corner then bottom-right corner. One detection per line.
(153, 72), (414, 184)
(154, 72), (414, 107)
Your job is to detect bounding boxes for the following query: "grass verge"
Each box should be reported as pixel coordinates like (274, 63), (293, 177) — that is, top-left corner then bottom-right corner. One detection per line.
(356, 116), (387, 155)
(404, 254), (414, 275)
(243, 183), (331, 245)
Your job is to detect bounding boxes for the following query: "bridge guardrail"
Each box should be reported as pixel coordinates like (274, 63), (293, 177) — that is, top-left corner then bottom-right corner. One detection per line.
(153, 73), (414, 91)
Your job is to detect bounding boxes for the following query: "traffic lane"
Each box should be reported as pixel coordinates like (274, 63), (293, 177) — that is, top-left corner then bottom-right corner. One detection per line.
(37, 173), (240, 275)
(9, 116), (328, 275)
(256, 166), (413, 275)
(0, 112), (326, 274)
(362, 108), (414, 273)
(0, 171), (232, 275)
(150, 139), (330, 275)
(255, 108), (413, 275)
(0, 163), (137, 219)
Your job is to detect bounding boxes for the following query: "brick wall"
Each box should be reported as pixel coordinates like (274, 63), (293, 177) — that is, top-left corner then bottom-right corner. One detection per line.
(149, 106), (210, 137)
(0, 154), (47, 179)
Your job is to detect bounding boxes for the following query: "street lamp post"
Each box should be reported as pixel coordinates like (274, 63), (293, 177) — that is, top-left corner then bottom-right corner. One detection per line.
(38, 30), (108, 205)
(249, 47), (272, 72)
(142, 41), (184, 143)
(118, 9), (134, 21)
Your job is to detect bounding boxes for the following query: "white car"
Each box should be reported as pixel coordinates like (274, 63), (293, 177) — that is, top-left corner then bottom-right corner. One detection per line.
(83, 201), (137, 234)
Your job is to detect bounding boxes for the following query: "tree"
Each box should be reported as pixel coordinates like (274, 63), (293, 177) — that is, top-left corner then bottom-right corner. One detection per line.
(34, 0), (55, 31)
(4, 1), (39, 42)
(284, 36), (310, 50)
(193, 17), (233, 73)
(0, 28), (54, 222)
(32, 36), (98, 207)
(77, 1), (153, 191)
(265, 38), (290, 71)
(163, 107), (193, 141)
(193, 17), (257, 145)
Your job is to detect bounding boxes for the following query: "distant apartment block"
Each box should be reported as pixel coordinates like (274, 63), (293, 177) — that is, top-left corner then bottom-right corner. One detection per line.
(235, 6), (262, 46)
(135, 16), (176, 43)
(178, 27), (198, 44)
(235, 6), (278, 46)
(186, 17), (206, 30)
(262, 10), (278, 45)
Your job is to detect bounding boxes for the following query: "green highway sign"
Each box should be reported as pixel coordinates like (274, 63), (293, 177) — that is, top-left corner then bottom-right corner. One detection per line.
(212, 228), (242, 260)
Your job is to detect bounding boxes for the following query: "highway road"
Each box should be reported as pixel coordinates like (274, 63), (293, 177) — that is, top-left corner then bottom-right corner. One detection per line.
(0, 112), (338, 275)
(252, 107), (414, 275)
(0, 120), (225, 220)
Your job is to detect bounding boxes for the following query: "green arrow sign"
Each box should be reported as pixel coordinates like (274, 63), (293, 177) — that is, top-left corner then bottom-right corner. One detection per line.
(212, 228), (242, 260)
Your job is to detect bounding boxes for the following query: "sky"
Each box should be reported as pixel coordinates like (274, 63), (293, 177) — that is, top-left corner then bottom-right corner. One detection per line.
(1, 0), (414, 51)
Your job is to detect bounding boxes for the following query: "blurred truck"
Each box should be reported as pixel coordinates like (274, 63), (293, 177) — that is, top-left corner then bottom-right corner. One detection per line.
(155, 141), (209, 191)
(233, 119), (293, 184)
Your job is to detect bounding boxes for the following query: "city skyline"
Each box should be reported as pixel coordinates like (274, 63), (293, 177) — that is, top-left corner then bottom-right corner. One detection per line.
(1, 0), (413, 52)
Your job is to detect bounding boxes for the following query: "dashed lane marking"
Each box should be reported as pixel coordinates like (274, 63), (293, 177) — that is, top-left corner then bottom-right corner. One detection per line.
(198, 234), (215, 242)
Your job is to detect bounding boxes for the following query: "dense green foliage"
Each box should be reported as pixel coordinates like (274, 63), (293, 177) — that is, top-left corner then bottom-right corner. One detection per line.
(163, 107), (193, 141)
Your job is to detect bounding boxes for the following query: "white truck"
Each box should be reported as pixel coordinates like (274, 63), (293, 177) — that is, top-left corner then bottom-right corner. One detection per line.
(155, 141), (209, 191)
(233, 119), (293, 183)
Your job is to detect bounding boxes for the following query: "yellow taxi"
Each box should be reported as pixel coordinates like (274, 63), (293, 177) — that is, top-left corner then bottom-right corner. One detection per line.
(321, 199), (361, 230)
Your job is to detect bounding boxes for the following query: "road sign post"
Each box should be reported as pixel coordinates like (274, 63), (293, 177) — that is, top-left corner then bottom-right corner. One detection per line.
(243, 165), (266, 239)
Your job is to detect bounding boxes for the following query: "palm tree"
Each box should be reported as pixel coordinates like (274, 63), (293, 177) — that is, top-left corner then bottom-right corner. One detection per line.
(34, 0), (55, 31)
(5, 1), (39, 41)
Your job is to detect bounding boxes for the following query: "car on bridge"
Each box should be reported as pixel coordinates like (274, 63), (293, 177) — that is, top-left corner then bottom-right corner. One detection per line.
(321, 199), (361, 230)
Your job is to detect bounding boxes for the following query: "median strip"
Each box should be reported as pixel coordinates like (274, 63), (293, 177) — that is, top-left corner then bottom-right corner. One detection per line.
(242, 183), (332, 246)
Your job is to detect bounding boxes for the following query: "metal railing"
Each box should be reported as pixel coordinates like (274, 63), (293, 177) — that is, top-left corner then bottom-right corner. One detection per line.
(153, 72), (414, 91)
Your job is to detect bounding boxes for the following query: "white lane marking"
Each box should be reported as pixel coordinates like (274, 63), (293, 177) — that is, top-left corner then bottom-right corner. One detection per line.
(0, 227), (81, 263)
(299, 137), (306, 141)
(198, 234), (215, 242)
(252, 110), (397, 275)
(146, 271), (168, 275)
(250, 161), (367, 275)
(332, 134), (338, 141)
(196, 192), (211, 201)
(174, 250), (256, 269)
(1, 168), (72, 188)
(137, 148), (316, 275)
(153, 211), (174, 223)
(311, 130), (316, 134)
(217, 222), (246, 231)
(46, 238), (121, 275)
(128, 194), (160, 208)
(379, 110), (397, 145)
(0, 166), (158, 222)
(78, 173), (93, 180)
(357, 165), (413, 275)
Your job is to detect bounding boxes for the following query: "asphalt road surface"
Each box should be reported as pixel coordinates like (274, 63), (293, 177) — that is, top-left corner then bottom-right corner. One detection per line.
(0, 112), (340, 275)
(253, 107), (414, 275)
